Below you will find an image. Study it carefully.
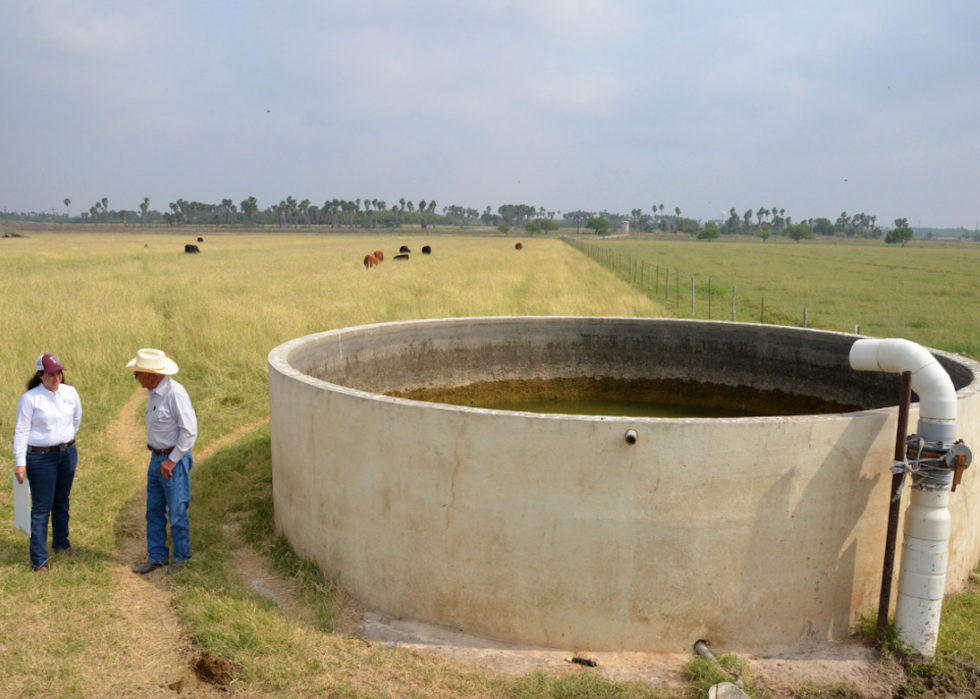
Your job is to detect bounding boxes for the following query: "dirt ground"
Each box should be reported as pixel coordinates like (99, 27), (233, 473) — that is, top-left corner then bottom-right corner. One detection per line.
(359, 612), (903, 698)
(108, 390), (905, 698)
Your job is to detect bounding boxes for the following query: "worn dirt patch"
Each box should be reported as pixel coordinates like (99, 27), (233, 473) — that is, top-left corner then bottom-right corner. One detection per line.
(741, 643), (902, 698)
(360, 614), (904, 698)
(106, 389), (222, 695)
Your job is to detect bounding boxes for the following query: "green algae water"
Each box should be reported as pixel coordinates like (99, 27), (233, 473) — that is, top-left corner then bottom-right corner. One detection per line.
(473, 399), (757, 418)
(390, 377), (860, 418)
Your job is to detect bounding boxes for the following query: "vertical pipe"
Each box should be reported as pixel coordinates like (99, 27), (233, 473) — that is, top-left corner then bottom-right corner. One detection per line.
(731, 287), (736, 321)
(691, 276), (695, 316)
(708, 279), (712, 320)
(665, 268), (670, 300)
(877, 371), (913, 643)
(656, 265), (659, 293)
(761, 297), (765, 323)
(804, 307), (808, 328)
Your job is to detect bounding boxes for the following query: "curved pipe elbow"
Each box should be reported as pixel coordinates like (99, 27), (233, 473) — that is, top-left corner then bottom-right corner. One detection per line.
(850, 338), (957, 421)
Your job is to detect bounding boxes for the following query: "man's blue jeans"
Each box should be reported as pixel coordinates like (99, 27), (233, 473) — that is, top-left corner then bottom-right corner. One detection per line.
(146, 451), (193, 564)
(26, 445), (77, 568)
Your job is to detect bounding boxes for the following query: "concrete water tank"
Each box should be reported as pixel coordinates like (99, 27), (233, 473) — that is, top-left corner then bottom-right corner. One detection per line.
(268, 317), (980, 652)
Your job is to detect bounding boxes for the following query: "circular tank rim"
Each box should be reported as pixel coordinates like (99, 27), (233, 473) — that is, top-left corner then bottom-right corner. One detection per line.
(268, 316), (980, 423)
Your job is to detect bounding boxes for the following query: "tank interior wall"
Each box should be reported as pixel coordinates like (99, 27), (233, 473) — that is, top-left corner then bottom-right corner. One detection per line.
(269, 318), (980, 652)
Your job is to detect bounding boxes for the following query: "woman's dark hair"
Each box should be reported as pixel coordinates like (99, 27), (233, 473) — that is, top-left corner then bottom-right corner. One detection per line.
(27, 370), (68, 391)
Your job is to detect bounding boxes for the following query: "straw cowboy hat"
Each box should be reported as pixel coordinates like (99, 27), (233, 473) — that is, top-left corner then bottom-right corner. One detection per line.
(125, 348), (179, 375)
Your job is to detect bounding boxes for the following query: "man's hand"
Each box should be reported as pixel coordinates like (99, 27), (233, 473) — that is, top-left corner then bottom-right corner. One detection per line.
(161, 458), (176, 479)
(14, 466), (26, 484)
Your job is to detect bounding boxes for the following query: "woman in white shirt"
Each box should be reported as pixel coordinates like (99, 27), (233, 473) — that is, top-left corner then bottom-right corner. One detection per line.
(13, 354), (82, 573)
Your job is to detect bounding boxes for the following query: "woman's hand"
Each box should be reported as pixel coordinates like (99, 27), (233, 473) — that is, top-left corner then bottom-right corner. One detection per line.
(14, 466), (26, 484)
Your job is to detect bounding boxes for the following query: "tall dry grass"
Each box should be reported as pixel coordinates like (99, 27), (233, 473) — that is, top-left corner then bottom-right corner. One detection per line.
(0, 233), (666, 698)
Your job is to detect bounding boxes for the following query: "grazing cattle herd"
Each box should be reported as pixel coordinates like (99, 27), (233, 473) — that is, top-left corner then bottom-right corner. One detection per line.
(175, 237), (524, 265)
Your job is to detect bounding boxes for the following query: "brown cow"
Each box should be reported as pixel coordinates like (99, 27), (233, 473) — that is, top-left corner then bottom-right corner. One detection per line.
(515, 242), (523, 250)
(373, 250), (384, 262)
(363, 253), (378, 269)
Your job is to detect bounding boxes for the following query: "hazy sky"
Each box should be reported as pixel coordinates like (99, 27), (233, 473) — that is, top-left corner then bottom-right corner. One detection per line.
(2, 1), (979, 228)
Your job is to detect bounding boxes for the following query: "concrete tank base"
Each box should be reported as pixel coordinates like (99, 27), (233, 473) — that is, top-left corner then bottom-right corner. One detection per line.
(268, 317), (980, 652)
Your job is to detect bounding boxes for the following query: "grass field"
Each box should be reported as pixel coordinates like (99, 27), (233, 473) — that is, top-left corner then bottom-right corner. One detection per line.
(572, 236), (980, 360)
(0, 233), (669, 698)
(1, 231), (979, 698)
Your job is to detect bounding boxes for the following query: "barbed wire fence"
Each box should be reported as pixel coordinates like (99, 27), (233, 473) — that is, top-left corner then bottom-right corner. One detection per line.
(566, 238), (837, 330)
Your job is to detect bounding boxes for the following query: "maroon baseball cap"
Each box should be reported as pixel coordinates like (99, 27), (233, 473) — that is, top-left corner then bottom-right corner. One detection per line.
(36, 354), (64, 373)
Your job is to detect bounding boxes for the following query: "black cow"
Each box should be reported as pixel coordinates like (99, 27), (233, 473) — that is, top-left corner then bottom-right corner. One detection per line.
(185, 244), (201, 253)
(422, 245), (431, 254)
(399, 245), (411, 253)
(197, 237), (204, 242)
(394, 254), (409, 260)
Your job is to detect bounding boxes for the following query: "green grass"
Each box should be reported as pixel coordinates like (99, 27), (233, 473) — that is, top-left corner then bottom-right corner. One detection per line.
(0, 232), (667, 698)
(571, 236), (980, 360)
(3, 231), (980, 697)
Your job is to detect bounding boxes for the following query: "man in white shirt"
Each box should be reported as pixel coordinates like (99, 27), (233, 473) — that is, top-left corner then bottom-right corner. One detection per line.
(126, 349), (198, 575)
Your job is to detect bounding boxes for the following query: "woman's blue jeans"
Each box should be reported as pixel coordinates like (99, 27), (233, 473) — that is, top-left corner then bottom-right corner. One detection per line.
(145, 451), (193, 564)
(26, 445), (77, 568)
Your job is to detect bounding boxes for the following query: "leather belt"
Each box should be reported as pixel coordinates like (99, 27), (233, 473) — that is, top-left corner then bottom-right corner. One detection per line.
(27, 440), (75, 453)
(147, 445), (175, 456)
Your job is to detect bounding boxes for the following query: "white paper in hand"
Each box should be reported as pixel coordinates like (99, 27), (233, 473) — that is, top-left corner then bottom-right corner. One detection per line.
(13, 471), (30, 536)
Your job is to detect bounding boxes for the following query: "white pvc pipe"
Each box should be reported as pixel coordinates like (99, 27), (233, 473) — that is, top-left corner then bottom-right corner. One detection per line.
(850, 338), (958, 659)
(849, 338), (957, 426)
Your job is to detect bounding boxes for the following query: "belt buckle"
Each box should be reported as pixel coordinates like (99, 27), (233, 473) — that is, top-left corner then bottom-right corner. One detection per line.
(59, 442), (68, 451)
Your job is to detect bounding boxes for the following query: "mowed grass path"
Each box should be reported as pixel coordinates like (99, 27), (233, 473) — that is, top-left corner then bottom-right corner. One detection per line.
(577, 237), (980, 359)
(0, 233), (669, 699)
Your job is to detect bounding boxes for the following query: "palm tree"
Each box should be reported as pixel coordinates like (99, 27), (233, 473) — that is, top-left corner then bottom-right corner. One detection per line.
(140, 197), (150, 226)
(101, 197), (108, 223)
(427, 200), (437, 230)
(89, 205), (97, 222)
(299, 199), (310, 228)
(64, 198), (71, 219)
(120, 211), (128, 227)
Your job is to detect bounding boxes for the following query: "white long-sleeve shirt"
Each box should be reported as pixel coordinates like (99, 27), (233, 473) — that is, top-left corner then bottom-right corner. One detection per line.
(13, 384), (82, 467)
(146, 376), (197, 464)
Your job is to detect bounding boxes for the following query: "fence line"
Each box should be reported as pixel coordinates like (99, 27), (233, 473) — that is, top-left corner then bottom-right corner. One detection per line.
(567, 238), (821, 329)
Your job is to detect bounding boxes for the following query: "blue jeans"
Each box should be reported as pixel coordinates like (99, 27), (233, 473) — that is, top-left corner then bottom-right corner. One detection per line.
(145, 451), (193, 564)
(26, 445), (78, 568)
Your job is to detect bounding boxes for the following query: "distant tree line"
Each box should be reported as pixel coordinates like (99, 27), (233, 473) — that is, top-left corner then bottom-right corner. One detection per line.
(4, 197), (977, 243)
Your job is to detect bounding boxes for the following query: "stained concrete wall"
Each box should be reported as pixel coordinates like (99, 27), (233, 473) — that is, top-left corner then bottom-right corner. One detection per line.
(268, 317), (980, 652)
